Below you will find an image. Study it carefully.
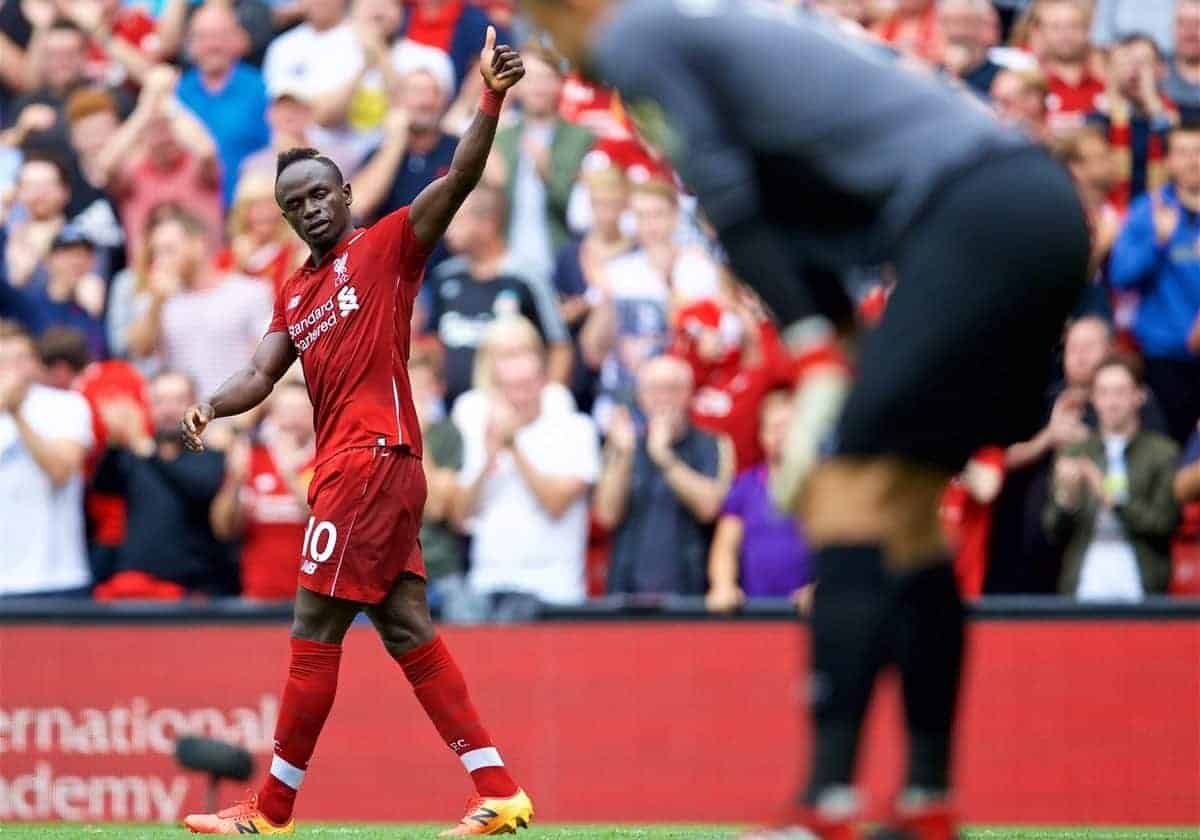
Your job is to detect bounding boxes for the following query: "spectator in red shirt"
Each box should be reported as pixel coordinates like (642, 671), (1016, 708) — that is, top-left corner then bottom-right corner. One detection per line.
(61, 0), (160, 88)
(1088, 34), (1176, 208)
(873, 0), (944, 64)
(78, 367), (151, 551)
(1037, 0), (1105, 135)
(211, 379), (315, 600)
(671, 293), (796, 472)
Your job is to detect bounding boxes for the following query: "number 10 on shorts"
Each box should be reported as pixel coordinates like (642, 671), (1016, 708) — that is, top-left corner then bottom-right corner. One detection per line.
(301, 517), (338, 574)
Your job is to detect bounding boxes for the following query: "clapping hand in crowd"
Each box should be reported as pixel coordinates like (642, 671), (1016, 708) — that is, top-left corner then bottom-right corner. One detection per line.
(1047, 387), (1090, 449)
(605, 405), (637, 457)
(1134, 58), (1167, 119)
(484, 398), (519, 464)
(99, 397), (154, 456)
(64, 0), (109, 42)
(147, 252), (185, 300)
(268, 427), (310, 479)
(223, 433), (251, 485)
(1151, 191), (1181, 245)
(353, 19), (389, 69)
(646, 409), (685, 468)
(1054, 454), (1110, 509)
(4, 103), (57, 145)
(0, 368), (29, 415)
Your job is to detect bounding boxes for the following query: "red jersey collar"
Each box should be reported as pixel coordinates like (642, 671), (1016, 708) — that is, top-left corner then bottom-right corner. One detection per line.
(300, 227), (366, 273)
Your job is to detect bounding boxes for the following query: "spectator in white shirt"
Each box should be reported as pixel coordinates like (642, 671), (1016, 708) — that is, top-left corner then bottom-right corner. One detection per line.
(581, 178), (721, 431)
(453, 349), (599, 610)
(451, 315), (576, 452)
(262, 0), (358, 117)
(0, 321), (94, 598)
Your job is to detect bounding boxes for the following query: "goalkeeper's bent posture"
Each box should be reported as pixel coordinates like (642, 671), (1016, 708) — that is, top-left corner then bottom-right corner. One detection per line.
(520, 2), (1090, 838)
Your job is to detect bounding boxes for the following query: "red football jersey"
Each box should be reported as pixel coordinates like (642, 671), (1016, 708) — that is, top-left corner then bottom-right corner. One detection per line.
(1045, 70), (1105, 133)
(268, 208), (432, 465)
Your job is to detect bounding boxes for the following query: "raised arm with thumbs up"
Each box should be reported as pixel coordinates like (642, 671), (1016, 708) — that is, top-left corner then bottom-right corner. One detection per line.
(407, 26), (524, 247)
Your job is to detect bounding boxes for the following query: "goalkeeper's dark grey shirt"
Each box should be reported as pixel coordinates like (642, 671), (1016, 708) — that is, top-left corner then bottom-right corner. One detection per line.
(590, 0), (1030, 284)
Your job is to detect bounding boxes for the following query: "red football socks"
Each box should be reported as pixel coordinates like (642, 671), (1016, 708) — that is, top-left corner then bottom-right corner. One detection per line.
(258, 637), (342, 825)
(396, 635), (518, 798)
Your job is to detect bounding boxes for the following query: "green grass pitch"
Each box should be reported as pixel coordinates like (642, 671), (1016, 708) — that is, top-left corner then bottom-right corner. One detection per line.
(1, 825), (1198, 839)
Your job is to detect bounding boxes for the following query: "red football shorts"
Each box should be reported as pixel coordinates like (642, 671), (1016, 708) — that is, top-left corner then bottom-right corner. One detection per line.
(298, 445), (427, 604)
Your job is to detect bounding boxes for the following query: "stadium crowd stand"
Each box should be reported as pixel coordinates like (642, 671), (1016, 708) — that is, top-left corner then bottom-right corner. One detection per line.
(3, 0), (1200, 610)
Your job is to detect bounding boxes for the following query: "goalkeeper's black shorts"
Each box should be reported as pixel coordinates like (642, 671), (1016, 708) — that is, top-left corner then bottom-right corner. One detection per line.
(833, 147), (1091, 471)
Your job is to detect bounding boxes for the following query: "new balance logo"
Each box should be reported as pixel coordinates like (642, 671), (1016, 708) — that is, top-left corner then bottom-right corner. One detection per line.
(337, 285), (359, 317)
(286, 294), (301, 310)
(302, 561), (317, 575)
(470, 807), (499, 826)
(235, 822), (260, 834)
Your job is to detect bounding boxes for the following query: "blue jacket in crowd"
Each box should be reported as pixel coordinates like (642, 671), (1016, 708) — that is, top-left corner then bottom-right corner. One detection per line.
(1109, 185), (1200, 360)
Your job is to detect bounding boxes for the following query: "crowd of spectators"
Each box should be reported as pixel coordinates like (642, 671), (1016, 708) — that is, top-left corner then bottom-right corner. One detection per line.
(2, 0), (1200, 612)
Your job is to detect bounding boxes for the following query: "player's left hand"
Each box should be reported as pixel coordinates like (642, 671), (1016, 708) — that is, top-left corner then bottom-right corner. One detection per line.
(479, 26), (524, 94)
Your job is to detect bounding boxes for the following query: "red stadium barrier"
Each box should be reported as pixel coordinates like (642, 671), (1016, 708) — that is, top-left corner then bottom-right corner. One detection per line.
(1, 620), (1197, 826)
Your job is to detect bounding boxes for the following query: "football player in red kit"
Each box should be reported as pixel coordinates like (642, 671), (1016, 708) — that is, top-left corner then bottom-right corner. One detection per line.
(178, 28), (529, 837)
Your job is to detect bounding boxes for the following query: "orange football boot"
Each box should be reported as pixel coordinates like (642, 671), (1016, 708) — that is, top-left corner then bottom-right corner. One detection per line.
(439, 789), (534, 836)
(183, 794), (295, 835)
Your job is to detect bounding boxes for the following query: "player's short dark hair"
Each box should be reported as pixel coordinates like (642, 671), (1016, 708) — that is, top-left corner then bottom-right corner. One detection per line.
(1094, 352), (1145, 387)
(276, 147), (344, 185)
(37, 326), (91, 373)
